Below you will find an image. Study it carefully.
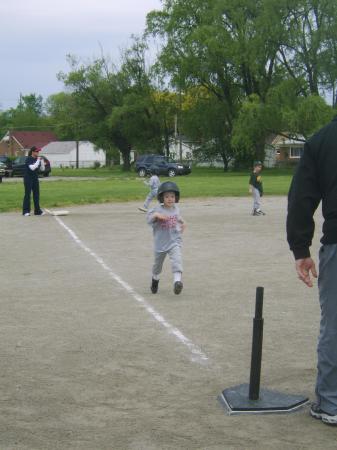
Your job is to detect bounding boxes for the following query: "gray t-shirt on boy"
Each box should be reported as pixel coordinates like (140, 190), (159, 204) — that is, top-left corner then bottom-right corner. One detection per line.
(147, 204), (184, 252)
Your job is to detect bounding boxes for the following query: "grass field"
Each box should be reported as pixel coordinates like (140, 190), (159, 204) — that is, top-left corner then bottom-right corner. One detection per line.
(0, 167), (295, 213)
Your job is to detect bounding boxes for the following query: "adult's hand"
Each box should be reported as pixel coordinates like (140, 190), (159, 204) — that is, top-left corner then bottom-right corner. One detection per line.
(295, 257), (317, 287)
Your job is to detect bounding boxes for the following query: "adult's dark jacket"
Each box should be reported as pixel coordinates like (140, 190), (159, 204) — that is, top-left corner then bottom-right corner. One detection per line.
(24, 156), (40, 180)
(287, 116), (337, 260)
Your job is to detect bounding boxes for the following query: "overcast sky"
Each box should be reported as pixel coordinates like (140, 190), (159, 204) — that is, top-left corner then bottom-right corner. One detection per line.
(0, 0), (162, 110)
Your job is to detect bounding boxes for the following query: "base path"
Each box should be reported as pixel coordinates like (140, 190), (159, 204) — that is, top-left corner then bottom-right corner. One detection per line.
(0, 197), (335, 449)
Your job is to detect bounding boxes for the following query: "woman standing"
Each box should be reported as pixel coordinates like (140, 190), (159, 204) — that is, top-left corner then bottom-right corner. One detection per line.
(22, 146), (45, 216)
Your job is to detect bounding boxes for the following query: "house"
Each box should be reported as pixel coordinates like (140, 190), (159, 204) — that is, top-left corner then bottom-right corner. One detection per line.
(0, 130), (58, 156)
(41, 141), (106, 168)
(168, 136), (195, 161)
(265, 133), (305, 167)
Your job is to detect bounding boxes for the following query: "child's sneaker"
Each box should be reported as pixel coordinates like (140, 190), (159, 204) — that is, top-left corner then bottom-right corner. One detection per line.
(138, 207), (148, 212)
(253, 209), (266, 216)
(174, 281), (183, 295)
(310, 403), (337, 425)
(23, 212), (30, 216)
(151, 278), (159, 294)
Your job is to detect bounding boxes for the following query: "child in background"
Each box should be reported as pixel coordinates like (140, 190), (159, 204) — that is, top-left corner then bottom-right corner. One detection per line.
(146, 181), (186, 295)
(138, 168), (160, 212)
(249, 161), (266, 216)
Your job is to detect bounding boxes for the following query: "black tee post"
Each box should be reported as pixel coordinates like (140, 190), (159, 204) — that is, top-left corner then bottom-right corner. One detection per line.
(219, 285), (309, 414)
(249, 286), (264, 400)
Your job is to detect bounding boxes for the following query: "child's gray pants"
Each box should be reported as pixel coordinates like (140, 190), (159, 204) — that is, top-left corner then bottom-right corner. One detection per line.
(152, 245), (183, 277)
(252, 187), (261, 210)
(144, 189), (158, 209)
(317, 244), (337, 414)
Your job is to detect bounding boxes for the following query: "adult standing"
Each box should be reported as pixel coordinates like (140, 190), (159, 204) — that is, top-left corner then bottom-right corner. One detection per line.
(287, 115), (337, 426)
(22, 146), (45, 216)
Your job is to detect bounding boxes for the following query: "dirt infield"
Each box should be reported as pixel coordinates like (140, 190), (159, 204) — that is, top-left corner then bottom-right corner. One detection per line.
(1, 197), (335, 449)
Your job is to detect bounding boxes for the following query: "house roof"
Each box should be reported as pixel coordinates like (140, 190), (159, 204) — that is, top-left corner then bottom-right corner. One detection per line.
(42, 141), (76, 155)
(42, 141), (95, 155)
(5, 131), (58, 149)
(270, 133), (305, 146)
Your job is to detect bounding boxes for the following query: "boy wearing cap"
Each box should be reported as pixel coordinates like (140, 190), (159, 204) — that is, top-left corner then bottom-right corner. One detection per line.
(22, 146), (45, 216)
(146, 181), (186, 295)
(249, 161), (266, 216)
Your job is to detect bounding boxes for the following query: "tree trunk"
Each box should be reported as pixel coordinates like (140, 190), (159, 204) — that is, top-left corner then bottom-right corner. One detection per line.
(120, 148), (131, 171)
(254, 140), (266, 164)
(164, 126), (170, 158)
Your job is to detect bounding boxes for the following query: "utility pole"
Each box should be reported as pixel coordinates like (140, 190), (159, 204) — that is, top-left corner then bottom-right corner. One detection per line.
(179, 87), (183, 162)
(76, 140), (79, 169)
(174, 113), (178, 159)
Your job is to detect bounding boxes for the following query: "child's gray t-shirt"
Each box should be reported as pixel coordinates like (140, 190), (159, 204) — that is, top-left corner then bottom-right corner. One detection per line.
(147, 204), (184, 252)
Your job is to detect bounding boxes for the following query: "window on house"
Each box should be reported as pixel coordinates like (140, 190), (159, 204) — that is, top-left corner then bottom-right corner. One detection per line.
(289, 146), (304, 158)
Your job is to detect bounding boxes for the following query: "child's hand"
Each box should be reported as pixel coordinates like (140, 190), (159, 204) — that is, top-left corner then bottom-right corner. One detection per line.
(153, 212), (167, 221)
(249, 187), (252, 193)
(180, 222), (186, 233)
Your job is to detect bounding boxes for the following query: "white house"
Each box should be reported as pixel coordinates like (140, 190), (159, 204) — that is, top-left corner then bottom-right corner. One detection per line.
(263, 133), (306, 167)
(41, 141), (106, 168)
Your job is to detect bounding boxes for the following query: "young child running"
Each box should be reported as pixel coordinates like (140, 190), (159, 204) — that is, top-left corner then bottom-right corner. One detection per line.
(138, 168), (160, 212)
(249, 160), (266, 216)
(147, 181), (186, 295)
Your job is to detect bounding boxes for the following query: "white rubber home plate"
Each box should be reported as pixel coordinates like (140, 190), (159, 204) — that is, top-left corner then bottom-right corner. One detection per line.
(45, 209), (70, 216)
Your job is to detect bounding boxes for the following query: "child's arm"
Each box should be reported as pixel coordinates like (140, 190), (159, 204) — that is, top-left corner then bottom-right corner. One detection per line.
(178, 216), (186, 233)
(147, 210), (167, 223)
(152, 212), (168, 221)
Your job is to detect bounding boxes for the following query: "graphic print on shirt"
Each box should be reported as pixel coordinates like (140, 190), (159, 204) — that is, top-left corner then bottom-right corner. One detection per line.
(160, 215), (178, 229)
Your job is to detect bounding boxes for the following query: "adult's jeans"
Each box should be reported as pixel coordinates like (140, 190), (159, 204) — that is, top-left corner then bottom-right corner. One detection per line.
(23, 177), (41, 215)
(316, 244), (337, 414)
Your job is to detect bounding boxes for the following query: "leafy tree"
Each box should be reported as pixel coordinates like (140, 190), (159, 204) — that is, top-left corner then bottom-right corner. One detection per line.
(147, 0), (337, 167)
(279, 0), (337, 97)
(146, 0), (286, 168)
(57, 38), (178, 170)
(0, 93), (51, 137)
(17, 94), (44, 115)
(45, 92), (78, 140)
(232, 81), (334, 165)
(57, 54), (134, 169)
(181, 87), (235, 170)
(150, 90), (179, 157)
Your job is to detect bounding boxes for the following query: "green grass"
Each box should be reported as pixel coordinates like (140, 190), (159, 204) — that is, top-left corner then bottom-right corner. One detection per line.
(0, 167), (295, 213)
(52, 166), (124, 178)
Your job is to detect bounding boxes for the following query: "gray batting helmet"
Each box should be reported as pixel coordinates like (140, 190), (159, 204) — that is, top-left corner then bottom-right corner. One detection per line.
(157, 181), (180, 203)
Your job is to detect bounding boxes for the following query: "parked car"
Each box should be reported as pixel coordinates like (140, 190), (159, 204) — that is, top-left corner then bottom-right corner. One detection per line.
(135, 154), (191, 177)
(12, 156), (51, 177)
(0, 156), (13, 177)
(0, 161), (6, 181)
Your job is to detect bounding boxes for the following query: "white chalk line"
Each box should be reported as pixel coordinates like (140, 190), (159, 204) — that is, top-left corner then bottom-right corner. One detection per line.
(54, 216), (209, 365)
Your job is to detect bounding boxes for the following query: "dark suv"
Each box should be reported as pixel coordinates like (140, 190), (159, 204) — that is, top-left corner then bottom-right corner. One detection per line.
(0, 156), (13, 177)
(12, 156), (51, 177)
(135, 154), (191, 177)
